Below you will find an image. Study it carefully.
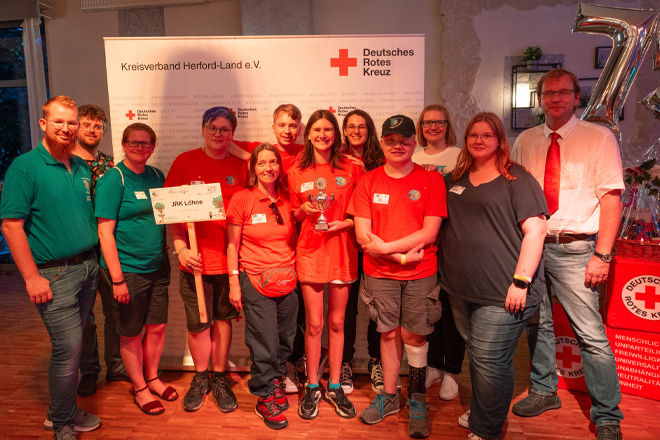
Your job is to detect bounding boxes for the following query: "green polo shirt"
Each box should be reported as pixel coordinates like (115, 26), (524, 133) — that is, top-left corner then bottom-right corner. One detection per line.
(95, 162), (166, 273)
(0, 141), (98, 264)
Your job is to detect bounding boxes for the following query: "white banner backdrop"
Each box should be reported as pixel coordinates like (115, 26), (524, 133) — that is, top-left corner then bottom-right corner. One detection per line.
(104, 34), (425, 371)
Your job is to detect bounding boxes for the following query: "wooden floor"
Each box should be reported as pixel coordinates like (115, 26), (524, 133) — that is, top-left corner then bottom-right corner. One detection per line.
(1, 272), (657, 440)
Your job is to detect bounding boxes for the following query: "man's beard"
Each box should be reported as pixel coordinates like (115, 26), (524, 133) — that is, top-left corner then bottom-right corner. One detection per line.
(46, 131), (75, 158)
(77, 136), (100, 153)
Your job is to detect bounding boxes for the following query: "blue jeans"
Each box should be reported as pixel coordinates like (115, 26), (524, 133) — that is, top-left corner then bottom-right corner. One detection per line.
(36, 253), (99, 430)
(526, 240), (623, 426)
(241, 272), (298, 397)
(450, 295), (538, 440)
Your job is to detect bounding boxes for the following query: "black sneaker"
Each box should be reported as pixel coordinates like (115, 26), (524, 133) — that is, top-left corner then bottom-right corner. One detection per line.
(368, 358), (384, 393)
(77, 374), (97, 397)
(298, 385), (322, 420)
(212, 375), (238, 413)
(324, 386), (357, 418)
(512, 392), (561, 417)
(183, 372), (210, 411)
(340, 362), (354, 395)
(43, 407), (102, 432)
(596, 425), (622, 440)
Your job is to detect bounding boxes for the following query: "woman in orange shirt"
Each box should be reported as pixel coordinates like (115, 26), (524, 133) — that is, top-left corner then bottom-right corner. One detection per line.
(288, 110), (362, 420)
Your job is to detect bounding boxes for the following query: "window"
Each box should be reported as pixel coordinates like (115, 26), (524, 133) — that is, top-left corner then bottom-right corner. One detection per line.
(0, 21), (49, 180)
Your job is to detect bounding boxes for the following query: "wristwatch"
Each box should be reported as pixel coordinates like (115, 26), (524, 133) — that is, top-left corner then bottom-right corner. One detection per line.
(512, 277), (530, 289)
(593, 251), (612, 263)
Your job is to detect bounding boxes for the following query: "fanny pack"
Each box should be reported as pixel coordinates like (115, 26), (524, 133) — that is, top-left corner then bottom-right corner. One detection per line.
(247, 266), (297, 297)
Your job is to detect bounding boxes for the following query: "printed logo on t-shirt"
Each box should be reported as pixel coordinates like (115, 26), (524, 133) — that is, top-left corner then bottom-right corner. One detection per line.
(449, 185), (466, 195)
(134, 191), (148, 199)
(301, 181), (315, 193)
(408, 189), (420, 201)
(226, 176), (236, 186)
(252, 213), (267, 224)
(373, 193), (389, 204)
(335, 176), (347, 186)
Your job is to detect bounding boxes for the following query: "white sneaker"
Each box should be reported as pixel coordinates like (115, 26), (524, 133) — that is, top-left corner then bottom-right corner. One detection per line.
(425, 366), (444, 388)
(459, 409), (470, 429)
(282, 361), (301, 394)
(439, 371), (459, 400)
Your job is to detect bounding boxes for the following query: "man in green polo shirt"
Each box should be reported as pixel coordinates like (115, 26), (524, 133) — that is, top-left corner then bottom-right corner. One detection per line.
(1, 96), (102, 440)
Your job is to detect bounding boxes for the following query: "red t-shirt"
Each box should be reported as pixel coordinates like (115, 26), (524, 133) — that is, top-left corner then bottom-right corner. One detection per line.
(164, 148), (248, 274)
(288, 160), (363, 283)
(347, 165), (447, 280)
(234, 140), (303, 189)
(226, 187), (296, 274)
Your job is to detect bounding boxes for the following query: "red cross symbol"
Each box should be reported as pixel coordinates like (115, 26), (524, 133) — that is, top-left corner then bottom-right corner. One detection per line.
(328, 106), (337, 114)
(556, 345), (582, 369)
(636, 285), (660, 310)
(126, 110), (136, 120)
(330, 49), (357, 76)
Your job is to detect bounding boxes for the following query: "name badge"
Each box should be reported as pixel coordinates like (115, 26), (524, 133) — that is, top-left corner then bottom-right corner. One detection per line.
(450, 185), (466, 195)
(373, 193), (390, 204)
(252, 213), (267, 224)
(134, 191), (148, 199)
(301, 181), (315, 193)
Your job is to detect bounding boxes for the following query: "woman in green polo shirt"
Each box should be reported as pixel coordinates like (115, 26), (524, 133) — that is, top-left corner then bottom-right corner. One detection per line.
(96, 123), (176, 416)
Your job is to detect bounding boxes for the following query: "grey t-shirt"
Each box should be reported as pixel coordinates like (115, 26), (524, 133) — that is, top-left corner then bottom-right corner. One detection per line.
(439, 163), (548, 307)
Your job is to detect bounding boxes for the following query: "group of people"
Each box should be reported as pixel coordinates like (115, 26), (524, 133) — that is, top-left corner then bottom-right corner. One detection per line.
(0, 68), (624, 440)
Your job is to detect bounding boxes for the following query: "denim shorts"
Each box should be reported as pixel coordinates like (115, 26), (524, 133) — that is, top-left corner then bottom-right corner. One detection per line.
(179, 270), (239, 332)
(360, 273), (441, 336)
(101, 263), (170, 337)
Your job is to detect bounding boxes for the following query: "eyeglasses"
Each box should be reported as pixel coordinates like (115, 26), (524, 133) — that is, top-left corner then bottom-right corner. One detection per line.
(206, 125), (233, 136)
(467, 133), (497, 142)
(80, 122), (105, 133)
(47, 119), (79, 130)
(540, 89), (575, 100)
(268, 202), (284, 225)
(125, 140), (154, 149)
(346, 124), (367, 133)
(421, 120), (448, 128)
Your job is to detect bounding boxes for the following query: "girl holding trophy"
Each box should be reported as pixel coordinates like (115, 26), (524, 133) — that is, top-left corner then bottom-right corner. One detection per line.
(287, 109), (363, 421)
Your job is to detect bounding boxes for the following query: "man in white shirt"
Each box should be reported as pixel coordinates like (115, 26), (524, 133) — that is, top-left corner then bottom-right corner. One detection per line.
(511, 68), (624, 440)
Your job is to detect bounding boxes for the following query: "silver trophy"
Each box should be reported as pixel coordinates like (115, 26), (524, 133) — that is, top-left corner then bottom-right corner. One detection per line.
(308, 177), (335, 231)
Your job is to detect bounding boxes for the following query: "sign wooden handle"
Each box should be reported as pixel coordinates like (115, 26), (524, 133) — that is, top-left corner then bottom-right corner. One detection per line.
(187, 222), (208, 323)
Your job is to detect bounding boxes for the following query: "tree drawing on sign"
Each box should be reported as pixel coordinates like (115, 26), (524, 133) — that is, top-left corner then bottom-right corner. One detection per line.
(154, 202), (165, 223)
(212, 196), (225, 217)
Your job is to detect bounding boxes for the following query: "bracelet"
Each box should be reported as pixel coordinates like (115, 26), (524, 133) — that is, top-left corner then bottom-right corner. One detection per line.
(345, 218), (354, 228)
(513, 273), (532, 283)
(229, 270), (239, 276)
(174, 246), (189, 255)
(112, 279), (125, 285)
(401, 254), (406, 265)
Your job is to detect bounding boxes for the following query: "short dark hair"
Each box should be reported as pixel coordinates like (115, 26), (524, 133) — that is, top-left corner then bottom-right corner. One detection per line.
(122, 122), (156, 145)
(202, 106), (237, 131)
(78, 104), (108, 129)
(536, 68), (580, 98)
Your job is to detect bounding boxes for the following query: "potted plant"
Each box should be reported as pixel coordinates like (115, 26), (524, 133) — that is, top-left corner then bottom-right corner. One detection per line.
(523, 46), (543, 70)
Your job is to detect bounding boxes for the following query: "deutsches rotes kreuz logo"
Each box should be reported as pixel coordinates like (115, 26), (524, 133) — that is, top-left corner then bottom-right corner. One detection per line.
(390, 118), (403, 128)
(622, 275), (660, 320)
(409, 189), (420, 201)
(336, 176), (347, 186)
(226, 176), (236, 186)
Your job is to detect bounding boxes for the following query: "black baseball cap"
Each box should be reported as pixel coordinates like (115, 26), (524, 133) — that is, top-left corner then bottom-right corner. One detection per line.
(382, 115), (416, 138)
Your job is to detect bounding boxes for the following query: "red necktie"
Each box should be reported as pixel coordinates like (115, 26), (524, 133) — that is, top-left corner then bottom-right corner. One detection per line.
(544, 132), (561, 215)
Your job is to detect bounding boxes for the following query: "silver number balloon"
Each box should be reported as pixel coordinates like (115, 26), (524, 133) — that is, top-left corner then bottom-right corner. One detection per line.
(573, 3), (660, 130)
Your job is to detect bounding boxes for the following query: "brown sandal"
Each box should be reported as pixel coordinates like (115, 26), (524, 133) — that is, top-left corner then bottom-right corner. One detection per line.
(146, 377), (178, 402)
(134, 386), (165, 415)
